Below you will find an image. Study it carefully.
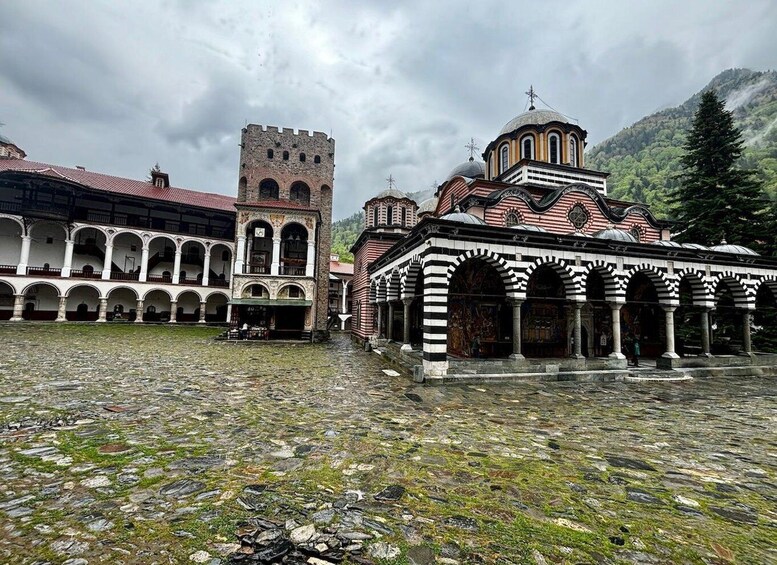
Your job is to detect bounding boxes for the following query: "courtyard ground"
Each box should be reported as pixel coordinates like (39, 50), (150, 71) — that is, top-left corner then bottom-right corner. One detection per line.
(0, 324), (775, 564)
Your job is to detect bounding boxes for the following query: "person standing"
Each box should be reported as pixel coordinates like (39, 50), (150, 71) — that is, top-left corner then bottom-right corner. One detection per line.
(633, 336), (641, 367)
(599, 331), (608, 356)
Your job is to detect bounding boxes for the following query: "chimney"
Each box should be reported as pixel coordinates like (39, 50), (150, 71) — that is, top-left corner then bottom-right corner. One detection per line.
(151, 170), (170, 188)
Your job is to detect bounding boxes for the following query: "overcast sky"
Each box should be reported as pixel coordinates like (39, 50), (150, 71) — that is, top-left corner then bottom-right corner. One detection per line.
(1, 1), (775, 220)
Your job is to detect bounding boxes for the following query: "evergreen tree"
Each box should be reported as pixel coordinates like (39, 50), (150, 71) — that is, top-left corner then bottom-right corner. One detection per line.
(671, 90), (764, 246)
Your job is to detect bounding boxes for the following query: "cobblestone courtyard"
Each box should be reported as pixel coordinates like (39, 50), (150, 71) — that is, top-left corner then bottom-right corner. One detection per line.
(0, 325), (775, 564)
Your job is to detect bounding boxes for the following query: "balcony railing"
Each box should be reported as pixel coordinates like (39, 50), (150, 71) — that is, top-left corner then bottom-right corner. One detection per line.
(27, 266), (62, 276)
(208, 278), (230, 287)
(247, 265), (271, 274)
(281, 265), (306, 276)
(110, 271), (140, 281)
(0, 265), (17, 274)
(147, 274), (173, 283)
(71, 269), (102, 279)
(178, 277), (202, 285)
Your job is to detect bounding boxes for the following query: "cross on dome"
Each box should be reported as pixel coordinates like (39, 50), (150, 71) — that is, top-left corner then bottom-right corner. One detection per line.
(525, 85), (537, 110)
(465, 138), (480, 161)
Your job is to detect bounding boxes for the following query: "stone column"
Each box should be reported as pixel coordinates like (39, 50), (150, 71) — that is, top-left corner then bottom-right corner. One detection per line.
(305, 240), (316, 277)
(340, 281), (350, 331)
(199, 301), (207, 323)
(376, 302), (383, 338)
(139, 245), (149, 282)
(235, 235), (246, 274)
(135, 300), (144, 323)
(169, 301), (178, 323)
(609, 302), (625, 359)
(700, 308), (712, 356)
(401, 298), (413, 351)
(509, 298), (524, 360)
(61, 239), (74, 277)
(10, 295), (24, 321)
(661, 305), (679, 358)
(226, 304), (232, 325)
(16, 235), (31, 275)
(172, 249), (182, 284)
(97, 298), (108, 322)
(271, 237), (281, 275)
(55, 296), (68, 322)
(387, 302), (394, 340)
(202, 250), (211, 287)
(101, 243), (114, 280)
(742, 309), (752, 354)
(571, 302), (584, 358)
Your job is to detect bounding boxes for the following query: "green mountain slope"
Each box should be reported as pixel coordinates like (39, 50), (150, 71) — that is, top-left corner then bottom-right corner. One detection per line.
(587, 68), (777, 218)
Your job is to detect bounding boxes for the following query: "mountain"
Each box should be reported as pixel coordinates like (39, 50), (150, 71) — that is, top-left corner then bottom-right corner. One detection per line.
(587, 68), (777, 218)
(331, 188), (435, 263)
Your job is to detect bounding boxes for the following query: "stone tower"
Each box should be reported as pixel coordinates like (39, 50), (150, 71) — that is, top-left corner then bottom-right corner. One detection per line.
(231, 125), (335, 341)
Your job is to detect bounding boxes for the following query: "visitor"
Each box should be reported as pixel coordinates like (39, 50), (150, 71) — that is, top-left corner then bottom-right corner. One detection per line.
(633, 336), (641, 367)
(472, 335), (481, 358)
(599, 331), (608, 356)
(241, 322), (249, 340)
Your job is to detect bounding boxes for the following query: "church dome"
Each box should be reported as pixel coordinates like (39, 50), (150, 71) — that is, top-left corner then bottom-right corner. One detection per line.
(681, 243), (709, 250)
(374, 186), (408, 200)
(592, 228), (637, 243)
(510, 224), (547, 233)
(499, 108), (569, 135)
(652, 240), (683, 248)
(417, 197), (438, 216)
(446, 157), (486, 180)
(710, 241), (759, 256)
(439, 211), (486, 225)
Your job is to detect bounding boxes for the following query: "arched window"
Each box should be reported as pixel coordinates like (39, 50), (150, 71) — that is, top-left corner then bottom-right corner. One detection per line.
(238, 176), (247, 199)
(499, 144), (509, 173)
(386, 206), (393, 225)
(299, 153), (306, 162)
(314, 155), (321, 164)
(569, 135), (578, 167)
(221, 249), (230, 261)
(548, 133), (560, 164)
(373, 207), (379, 227)
(259, 179), (280, 199)
(505, 211), (520, 227)
(401, 207), (407, 226)
(267, 149), (274, 159)
(630, 226), (642, 242)
(290, 182), (310, 205)
(282, 151), (289, 161)
(520, 135), (534, 160)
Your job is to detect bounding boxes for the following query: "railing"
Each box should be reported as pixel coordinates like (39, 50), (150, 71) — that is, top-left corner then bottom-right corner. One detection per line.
(0, 264), (17, 274)
(71, 269), (102, 279)
(27, 266), (62, 276)
(178, 277), (202, 285)
(281, 265), (306, 276)
(208, 279), (230, 287)
(147, 274), (173, 283)
(247, 265), (271, 274)
(110, 271), (140, 281)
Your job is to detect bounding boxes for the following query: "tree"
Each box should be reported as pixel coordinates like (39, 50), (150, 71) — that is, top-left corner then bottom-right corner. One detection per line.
(671, 90), (764, 246)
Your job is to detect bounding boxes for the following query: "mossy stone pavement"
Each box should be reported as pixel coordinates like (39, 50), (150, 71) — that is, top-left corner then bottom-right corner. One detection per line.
(0, 324), (774, 564)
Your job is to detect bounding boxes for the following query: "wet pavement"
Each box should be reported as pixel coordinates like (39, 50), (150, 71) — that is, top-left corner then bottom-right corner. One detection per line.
(0, 324), (775, 564)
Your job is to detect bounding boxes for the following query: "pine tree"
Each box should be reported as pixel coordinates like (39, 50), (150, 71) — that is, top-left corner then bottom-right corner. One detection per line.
(671, 90), (764, 246)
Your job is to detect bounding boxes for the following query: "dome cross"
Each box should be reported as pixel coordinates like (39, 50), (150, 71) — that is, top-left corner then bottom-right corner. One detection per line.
(525, 85), (537, 110)
(465, 137), (480, 161)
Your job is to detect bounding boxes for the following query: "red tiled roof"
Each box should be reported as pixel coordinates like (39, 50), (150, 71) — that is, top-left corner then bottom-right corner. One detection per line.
(0, 158), (237, 212)
(330, 260), (354, 275)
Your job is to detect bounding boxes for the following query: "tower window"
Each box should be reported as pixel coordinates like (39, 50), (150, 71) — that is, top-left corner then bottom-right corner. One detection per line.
(300, 153), (306, 162)
(259, 179), (280, 199)
(520, 135), (535, 160)
(267, 149), (274, 159)
(569, 135), (578, 167)
(401, 207), (407, 226)
(500, 144), (509, 173)
(283, 151), (289, 161)
(548, 133), (560, 164)
(373, 207), (379, 227)
(290, 182), (311, 205)
(386, 206), (393, 225)
(314, 155), (321, 164)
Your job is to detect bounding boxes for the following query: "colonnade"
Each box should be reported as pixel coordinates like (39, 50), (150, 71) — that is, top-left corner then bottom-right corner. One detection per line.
(233, 235), (316, 276)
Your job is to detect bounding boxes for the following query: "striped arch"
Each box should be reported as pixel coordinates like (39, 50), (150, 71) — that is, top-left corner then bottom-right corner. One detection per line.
(623, 263), (676, 305)
(446, 248), (520, 297)
(519, 256), (581, 300)
(369, 279), (377, 304)
(712, 272), (753, 309)
(676, 268), (713, 307)
(376, 276), (388, 303)
(386, 269), (401, 301)
(400, 257), (423, 299)
(754, 276), (777, 302)
(581, 261), (622, 302)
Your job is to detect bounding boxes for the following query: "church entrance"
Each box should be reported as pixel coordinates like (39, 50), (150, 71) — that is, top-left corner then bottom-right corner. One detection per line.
(623, 273), (664, 358)
(524, 266), (569, 357)
(447, 258), (511, 358)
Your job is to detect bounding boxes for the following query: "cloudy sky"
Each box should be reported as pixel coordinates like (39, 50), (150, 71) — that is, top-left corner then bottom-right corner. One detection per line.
(1, 1), (775, 219)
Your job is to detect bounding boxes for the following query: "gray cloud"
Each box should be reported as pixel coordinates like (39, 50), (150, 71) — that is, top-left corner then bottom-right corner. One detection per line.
(1, 0), (775, 218)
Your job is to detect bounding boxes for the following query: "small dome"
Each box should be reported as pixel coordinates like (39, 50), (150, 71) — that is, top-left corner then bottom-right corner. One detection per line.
(500, 108), (569, 136)
(710, 241), (759, 256)
(681, 243), (709, 250)
(440, 211), (486, 225)
(374, 186), (408, 200)
(417, 197), (438, 215)
(592, 228), (637, 243)
(446, 158), (486, 180)
(510, 224), (547, 233)
(652, 240), (683, 247)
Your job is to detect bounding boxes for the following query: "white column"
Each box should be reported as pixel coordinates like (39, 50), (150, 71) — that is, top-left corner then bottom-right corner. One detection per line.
(199, 301), (207, 323)
(700, 308), (711, 356)
(305, 240), (315, 277)
(169, 301), (178, 323)
(101, 243), (114, 280)
(662, 305), (679, 359)
(376, 302), (383, 338)
(401, 297), (413, 351)
(16, 235), (31, 275)
(572, 302), (584, 359)
(387, 302), (395, 340)
(226, 303), (233, 324)
(509, 298), (524, 360)
(55, 296), (67, 322)
(135, 300), (144, 323)
(202, 251), (211, 287)
(235, 235), (246, 274)
(172, 249), (182, 284)
(139, 245), (149, 282)
(341, 281), (350, 331)
(271, 237), (281, 275)
(97, 298), (108, 322)
(10, 295), (24, 321)
(609, 302), (625, 359)
(742, 310), (752, 354)
(61, 239), (74, 278)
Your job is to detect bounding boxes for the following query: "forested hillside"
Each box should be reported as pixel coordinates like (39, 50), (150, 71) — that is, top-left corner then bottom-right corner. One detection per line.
(587, 68), (777, 217)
